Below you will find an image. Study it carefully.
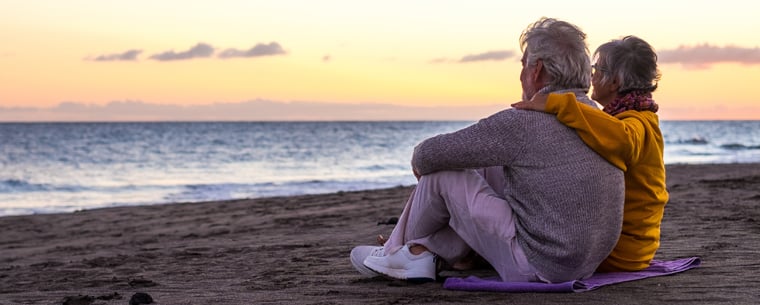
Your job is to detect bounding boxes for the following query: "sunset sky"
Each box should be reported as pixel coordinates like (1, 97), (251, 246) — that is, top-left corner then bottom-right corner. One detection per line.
(2, 0), (759, 121)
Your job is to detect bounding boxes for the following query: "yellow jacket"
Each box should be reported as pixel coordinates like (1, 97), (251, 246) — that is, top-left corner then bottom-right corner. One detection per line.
(546, 92), (669, 272)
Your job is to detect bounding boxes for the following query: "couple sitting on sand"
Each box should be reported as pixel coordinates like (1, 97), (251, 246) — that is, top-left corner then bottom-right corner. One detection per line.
(350, 17), (668, 283)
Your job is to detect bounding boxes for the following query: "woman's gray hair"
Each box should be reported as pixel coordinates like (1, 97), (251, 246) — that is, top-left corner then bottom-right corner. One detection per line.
(594, 36), (661, 93)
(519, 17), (591, 91)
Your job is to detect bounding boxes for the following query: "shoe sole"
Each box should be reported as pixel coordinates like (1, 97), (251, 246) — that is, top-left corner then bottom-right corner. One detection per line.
(363, 260), (435, 283)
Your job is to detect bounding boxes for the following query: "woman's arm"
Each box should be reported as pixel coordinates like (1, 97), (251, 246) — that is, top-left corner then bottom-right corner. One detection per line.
(513, 92), (646, 170)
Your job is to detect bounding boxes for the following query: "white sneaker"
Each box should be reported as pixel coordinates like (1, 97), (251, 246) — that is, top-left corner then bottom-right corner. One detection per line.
(350, 245), (384, 277)
(363, 245), (436, 282)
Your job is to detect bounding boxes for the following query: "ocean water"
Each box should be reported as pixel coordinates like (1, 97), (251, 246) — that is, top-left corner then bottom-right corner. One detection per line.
(2, 120), (759, 216)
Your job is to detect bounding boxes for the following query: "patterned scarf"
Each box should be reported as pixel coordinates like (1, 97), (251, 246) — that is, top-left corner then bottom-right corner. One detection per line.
(603, 90), (658, 116)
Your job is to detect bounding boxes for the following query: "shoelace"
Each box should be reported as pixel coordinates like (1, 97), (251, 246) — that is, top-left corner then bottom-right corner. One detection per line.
(369, 247), (385, 257)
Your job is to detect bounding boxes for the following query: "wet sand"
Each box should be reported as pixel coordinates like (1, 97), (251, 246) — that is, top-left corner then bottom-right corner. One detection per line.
(1, 163), (759, 304)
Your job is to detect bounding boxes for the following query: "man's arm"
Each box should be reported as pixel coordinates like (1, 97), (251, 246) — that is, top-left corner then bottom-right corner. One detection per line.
(411, 111), (526, 175)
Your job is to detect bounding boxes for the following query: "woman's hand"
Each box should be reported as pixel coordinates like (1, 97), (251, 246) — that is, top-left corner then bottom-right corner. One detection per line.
(511, 93), (549, 112)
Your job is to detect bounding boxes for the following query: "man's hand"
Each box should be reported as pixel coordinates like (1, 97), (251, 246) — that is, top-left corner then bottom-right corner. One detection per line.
(413, 167), (421, 181)
(511, 93), (549, 112)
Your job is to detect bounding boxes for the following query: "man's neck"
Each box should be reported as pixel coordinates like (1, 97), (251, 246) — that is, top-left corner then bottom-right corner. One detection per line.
(538, 86), (588, 95)
(534, 87), (595, 107)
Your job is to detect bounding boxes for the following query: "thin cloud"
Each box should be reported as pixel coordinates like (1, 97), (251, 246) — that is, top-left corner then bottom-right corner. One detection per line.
(218, 42), (286, 59)
(658, 44), (760, 69)
(459, 50), (515, 63)
(428, 57), (450, 64)
(430, 50), (516, 64)
(322, 55), (331, 62)
(149, 43), (214, 61)
(90, 49), (142, 61)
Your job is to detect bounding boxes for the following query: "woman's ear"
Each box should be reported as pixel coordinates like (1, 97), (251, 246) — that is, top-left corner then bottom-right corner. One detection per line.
(610, 77), (621, 93)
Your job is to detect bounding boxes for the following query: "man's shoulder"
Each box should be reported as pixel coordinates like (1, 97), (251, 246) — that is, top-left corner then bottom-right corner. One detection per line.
(491, 107), (573, 124)
(479, 108), (579, 140)
(488, 107), (555, 119)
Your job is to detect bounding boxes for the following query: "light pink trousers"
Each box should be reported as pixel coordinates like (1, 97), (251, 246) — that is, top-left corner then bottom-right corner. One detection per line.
(384, 167), (542, 282)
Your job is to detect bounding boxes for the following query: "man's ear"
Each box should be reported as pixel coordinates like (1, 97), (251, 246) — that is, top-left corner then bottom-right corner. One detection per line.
(532, 59), (544, 83)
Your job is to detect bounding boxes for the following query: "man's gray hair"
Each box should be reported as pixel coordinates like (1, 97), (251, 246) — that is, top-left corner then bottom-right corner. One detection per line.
(519, 17), (591, 91)
(594, 36), (661, 94)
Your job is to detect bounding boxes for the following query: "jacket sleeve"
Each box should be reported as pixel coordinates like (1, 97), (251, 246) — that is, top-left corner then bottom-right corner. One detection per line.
(545, 92), (647, 171)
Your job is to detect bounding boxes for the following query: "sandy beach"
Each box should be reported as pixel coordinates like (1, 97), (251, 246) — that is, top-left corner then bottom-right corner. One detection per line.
(2, 163), (759, 304)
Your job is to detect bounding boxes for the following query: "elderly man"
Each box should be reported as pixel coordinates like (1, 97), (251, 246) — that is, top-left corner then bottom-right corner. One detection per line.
(350, 17), (624, 283)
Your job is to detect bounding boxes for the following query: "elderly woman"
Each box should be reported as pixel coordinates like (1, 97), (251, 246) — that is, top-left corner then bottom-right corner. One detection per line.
(512, 35), (668, 272)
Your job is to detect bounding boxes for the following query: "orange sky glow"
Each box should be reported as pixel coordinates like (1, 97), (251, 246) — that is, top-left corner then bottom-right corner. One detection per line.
(2, 0), (760, 121)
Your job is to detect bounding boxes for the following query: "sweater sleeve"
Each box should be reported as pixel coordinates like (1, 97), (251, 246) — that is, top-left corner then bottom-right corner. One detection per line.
(411, 110), (525, 175)
(545, 92), (647, 171)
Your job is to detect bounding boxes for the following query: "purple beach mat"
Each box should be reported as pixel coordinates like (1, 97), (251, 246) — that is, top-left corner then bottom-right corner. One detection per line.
(443, 257), (701, 293)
